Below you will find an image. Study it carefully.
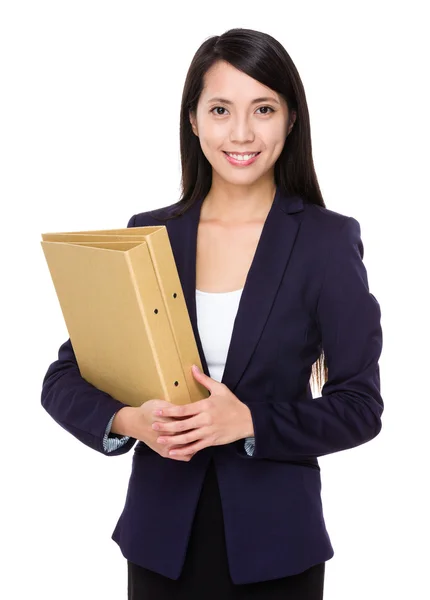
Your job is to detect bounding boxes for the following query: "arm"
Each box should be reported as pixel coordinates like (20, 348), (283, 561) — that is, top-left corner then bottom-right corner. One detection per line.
(41, 214), (138, 456)
(234, 217), (383, 461)
(41, 336), (137, 456)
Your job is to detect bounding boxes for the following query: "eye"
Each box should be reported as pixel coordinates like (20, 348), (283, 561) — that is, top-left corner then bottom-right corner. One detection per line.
(209, 106), (275, 116)
(210, 106), (228, 116)
(256, 106), (274, 115)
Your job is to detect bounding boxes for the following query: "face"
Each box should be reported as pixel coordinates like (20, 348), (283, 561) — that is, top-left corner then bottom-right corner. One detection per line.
(189, 60), (296, 188)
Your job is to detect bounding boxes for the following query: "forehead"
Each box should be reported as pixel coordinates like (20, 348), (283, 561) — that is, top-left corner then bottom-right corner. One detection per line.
(201, 60), (281, 103)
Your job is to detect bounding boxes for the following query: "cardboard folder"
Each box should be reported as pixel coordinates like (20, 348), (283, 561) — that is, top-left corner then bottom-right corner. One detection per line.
(41, 225), (209, 407)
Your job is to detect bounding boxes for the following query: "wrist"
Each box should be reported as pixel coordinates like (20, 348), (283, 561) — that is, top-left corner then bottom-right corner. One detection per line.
(110, 407), (137, 437)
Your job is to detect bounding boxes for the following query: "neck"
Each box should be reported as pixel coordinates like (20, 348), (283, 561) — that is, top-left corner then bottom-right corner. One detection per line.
(202, 178), (276, 223)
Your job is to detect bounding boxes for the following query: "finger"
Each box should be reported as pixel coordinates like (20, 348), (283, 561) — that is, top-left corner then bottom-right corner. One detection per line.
(158, 427), (207, 447)
(152, 415), (201, 433)
(168, 452), (194, 462)
(166, 445), (196, 460)
(170, 454), (194, 462)
(158, 416), (180, 423)
(168, 438), (209, 457)
(191, 364), (217, 393)
(155, 399), (206, 419)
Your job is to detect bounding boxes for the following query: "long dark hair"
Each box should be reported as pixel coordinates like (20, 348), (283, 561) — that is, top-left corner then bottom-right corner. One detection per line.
(152, 28), (328, 393)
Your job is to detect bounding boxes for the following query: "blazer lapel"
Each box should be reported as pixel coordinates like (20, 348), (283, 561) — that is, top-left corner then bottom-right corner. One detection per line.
(167, 185), (305, 394)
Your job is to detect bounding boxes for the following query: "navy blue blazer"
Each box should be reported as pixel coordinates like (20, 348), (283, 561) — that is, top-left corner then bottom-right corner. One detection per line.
(41, 185), (383, 584)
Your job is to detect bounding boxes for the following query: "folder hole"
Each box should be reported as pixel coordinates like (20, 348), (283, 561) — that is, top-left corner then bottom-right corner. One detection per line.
(154, 309), (158, 314)
(174, 381), (179, 386)
(173, 293), (177, 298)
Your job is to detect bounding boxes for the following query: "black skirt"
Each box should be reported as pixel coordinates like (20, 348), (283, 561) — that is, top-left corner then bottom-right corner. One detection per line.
(127, 458), (325, 600)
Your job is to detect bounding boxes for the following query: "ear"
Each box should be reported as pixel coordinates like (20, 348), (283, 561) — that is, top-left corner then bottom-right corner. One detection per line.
(189, 110), (199, 137)
(287, 110), (297, 136)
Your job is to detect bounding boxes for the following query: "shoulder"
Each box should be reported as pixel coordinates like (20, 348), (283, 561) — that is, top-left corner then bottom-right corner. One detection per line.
(298, 202), (364, 273)
(126, 201), (182, 228)
(303, 202), (359, 234)
(302, 202), (361, 248)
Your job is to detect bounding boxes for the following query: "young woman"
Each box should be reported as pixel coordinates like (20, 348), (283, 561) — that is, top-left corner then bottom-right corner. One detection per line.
(41, 28), (383, 599)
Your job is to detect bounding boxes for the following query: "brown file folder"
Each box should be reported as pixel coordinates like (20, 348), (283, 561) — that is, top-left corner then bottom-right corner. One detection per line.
(41, 226), (209, 407)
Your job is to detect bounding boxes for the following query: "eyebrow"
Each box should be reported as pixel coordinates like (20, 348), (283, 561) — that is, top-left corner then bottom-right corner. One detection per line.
(206, 96), (280, 105)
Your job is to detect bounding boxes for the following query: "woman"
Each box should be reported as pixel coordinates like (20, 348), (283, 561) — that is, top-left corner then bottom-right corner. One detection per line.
(41, 28), (383, 599)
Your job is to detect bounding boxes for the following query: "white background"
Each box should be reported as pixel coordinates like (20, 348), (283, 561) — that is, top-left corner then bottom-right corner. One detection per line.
(1, 1), (428, 598)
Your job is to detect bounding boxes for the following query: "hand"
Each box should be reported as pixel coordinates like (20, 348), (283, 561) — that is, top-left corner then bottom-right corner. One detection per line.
(130, 399), (196, 462)
(150, 364), (254, 460)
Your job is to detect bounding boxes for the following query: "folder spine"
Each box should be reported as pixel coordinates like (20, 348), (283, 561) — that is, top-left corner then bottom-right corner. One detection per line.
(124, 251), (170, 404)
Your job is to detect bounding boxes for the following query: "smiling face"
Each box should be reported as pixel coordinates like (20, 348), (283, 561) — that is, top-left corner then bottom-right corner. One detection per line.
(189, 60), (295, 188)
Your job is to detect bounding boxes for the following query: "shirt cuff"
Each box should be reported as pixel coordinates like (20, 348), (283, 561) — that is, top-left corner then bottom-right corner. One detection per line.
(244, 436), (255, 456)
(103, 412), (130, 453)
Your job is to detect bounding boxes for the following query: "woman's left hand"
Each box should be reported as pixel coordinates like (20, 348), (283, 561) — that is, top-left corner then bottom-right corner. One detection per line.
(150, 364), (254, 460)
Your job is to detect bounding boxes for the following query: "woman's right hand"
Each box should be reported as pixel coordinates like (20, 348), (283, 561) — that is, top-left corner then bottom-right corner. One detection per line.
(113, 399), (196, 462)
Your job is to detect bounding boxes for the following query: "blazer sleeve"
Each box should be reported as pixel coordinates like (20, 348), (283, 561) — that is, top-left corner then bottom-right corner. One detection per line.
(40, 214), (138, 456)
(234, 216), (383, 461)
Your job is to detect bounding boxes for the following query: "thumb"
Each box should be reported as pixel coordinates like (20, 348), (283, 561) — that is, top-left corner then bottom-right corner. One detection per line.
(191, 364), (215, 392)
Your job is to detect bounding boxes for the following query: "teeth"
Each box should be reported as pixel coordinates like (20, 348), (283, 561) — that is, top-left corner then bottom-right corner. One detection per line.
(226, 152), (258, 161)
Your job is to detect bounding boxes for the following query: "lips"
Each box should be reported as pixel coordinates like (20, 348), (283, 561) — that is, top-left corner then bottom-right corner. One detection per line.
(223, 151), (261, 158)
(223, 151), (262, 166)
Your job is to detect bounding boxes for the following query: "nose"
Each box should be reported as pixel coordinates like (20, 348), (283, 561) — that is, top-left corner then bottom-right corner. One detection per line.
(229, 115), (255, 144)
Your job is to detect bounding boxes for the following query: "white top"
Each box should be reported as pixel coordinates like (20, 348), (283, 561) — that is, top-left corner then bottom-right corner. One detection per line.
(195, 287), (255, 456)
